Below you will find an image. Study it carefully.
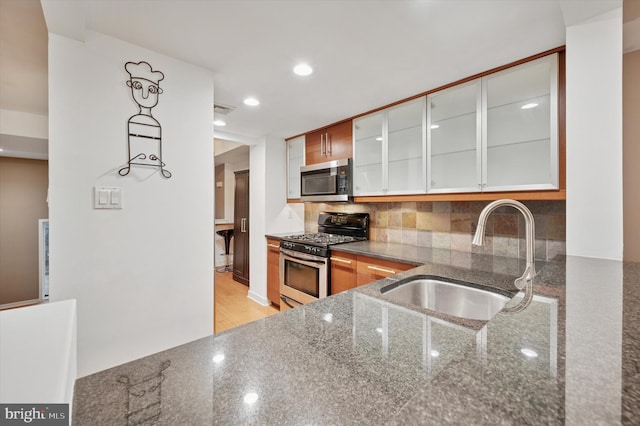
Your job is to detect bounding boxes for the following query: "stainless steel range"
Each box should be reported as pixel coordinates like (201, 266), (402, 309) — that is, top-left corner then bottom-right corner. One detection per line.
(279, 212), (369, 310)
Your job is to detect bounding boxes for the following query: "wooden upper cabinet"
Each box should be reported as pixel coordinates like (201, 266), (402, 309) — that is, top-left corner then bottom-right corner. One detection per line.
(305, 120), (353, 165)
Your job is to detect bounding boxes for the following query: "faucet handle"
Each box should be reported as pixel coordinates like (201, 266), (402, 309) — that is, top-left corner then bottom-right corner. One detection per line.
(513, 264), (536, 290)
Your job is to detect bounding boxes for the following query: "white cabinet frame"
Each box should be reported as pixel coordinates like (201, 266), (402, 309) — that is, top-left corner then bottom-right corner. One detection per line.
(425, 53), (559, 194)
(286, 135), (305, 199)
(426, 79), (483, 194)
(353, 97), (427, 196)
(481, 54), (559, 192)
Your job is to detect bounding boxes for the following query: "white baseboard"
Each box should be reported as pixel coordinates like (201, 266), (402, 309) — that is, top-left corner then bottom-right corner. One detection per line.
(247, 290), (270, 307)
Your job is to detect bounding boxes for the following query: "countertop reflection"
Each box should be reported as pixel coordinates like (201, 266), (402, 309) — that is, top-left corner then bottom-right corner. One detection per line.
(72, 251), (640, 425)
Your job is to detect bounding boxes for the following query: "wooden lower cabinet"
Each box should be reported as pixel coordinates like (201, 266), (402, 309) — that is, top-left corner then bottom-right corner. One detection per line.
(356, 255), (414, 287)
(330, 252), (414, 294)
(266, 238), (281, 308)
(330, 252), (358, 295)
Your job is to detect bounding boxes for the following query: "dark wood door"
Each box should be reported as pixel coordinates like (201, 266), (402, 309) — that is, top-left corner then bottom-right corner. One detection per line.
(233, 170), (250, 285)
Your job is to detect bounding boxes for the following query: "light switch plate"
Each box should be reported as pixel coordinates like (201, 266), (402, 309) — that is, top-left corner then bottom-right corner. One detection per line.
(94, 186), (123, 209)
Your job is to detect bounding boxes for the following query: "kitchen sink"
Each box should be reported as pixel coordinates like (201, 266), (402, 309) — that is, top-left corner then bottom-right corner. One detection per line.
(380, 276), (511, 321)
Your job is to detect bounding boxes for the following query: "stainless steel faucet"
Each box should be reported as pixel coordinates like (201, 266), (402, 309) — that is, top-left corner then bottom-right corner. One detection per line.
(472, 199), (536, 290)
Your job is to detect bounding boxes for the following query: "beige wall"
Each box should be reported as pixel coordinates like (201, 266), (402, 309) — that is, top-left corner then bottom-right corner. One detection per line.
(215, 163), (225, 219)
(624, 50), (640, 262)
(0, 157), (48, 304)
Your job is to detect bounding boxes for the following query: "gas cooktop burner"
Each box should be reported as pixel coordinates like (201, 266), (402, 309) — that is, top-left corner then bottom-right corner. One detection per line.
(280, 212), (370, 258)
(284, 233), (360, 246)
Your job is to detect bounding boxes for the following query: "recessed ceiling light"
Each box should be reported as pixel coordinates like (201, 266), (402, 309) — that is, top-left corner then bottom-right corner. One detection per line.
(213, 120), (226, 127)
(375, 327), (383, 334)
(430, 350), (440, 357)
(0, 148), (4, 152)
(212, 354), (225, 363)
(244, 97), (260, 106)
(293, 63), (313, 76)
(375, 136), (383, 141)
(521, 103), (538, 109)
(430, 124), (440, 129)
(520, 348), (538, 358)
(323, 313), (333, 323)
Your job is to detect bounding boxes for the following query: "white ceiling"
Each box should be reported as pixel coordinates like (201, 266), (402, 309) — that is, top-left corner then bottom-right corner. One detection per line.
(0, 0), (624, 149)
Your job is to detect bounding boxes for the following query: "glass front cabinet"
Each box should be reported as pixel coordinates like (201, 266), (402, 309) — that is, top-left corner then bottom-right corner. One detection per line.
(352, 53), (559, 197)
(427, 53), (559, 194)
(353, 97), (427, 196)
(286, 135), (305, 199)
(427, 80), (482, 193)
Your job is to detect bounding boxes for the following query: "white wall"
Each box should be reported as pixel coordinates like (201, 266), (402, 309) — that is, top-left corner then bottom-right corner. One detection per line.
(247, 136), (304, 306)
(247, 139), (268, 305)
(0, 300), (77, 404)
(566, 8), (623, 260)
(48, 31), (214, 377)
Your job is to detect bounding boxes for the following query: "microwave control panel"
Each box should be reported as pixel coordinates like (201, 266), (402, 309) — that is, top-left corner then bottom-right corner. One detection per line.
(337, 166), (349, 195)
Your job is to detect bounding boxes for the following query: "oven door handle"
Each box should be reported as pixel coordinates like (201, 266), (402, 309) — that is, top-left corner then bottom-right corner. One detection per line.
(280, 295), (302, 309)
(280, 249), (327, 264)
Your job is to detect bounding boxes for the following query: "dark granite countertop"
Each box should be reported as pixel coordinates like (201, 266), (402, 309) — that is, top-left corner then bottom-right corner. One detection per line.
(73, 247), (640, 425)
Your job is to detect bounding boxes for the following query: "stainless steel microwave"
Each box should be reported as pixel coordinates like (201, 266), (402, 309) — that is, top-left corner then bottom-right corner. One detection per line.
(300, 158), (352, 202)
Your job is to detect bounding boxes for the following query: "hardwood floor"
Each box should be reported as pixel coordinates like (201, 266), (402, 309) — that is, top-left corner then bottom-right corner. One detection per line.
(214, 271), (280, 333)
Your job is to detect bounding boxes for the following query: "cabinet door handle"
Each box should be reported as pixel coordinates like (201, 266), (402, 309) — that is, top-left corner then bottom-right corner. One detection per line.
(267, 243), (279, 248)
(241, 218), (247, 232)
(320, 133), (325, 157)
(331, 257), (352, 265)
(367, 265), (395, 275)
(326, 132), (332, 156)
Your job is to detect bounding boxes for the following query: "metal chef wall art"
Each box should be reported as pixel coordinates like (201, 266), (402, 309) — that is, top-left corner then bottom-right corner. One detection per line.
(119, 61), (172, 178)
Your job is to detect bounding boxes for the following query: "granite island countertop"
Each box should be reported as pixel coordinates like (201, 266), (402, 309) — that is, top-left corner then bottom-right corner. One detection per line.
(72, 247), (640, 425)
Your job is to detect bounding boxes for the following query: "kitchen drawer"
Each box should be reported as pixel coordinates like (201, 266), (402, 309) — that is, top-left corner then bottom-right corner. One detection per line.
(356, 255), (414, 287)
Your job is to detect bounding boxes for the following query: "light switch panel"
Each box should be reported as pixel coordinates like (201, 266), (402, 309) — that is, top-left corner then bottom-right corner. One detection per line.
(110, 188), (122, 206)
(98, 190), (108, 205)
(94, 186), (123, 209)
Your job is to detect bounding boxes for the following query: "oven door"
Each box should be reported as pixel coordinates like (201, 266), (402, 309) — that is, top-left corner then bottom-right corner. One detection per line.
(280, 249), (328, 309)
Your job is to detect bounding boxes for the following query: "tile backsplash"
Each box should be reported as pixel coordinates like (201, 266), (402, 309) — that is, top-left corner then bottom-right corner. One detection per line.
(304, 200), (566, 261)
